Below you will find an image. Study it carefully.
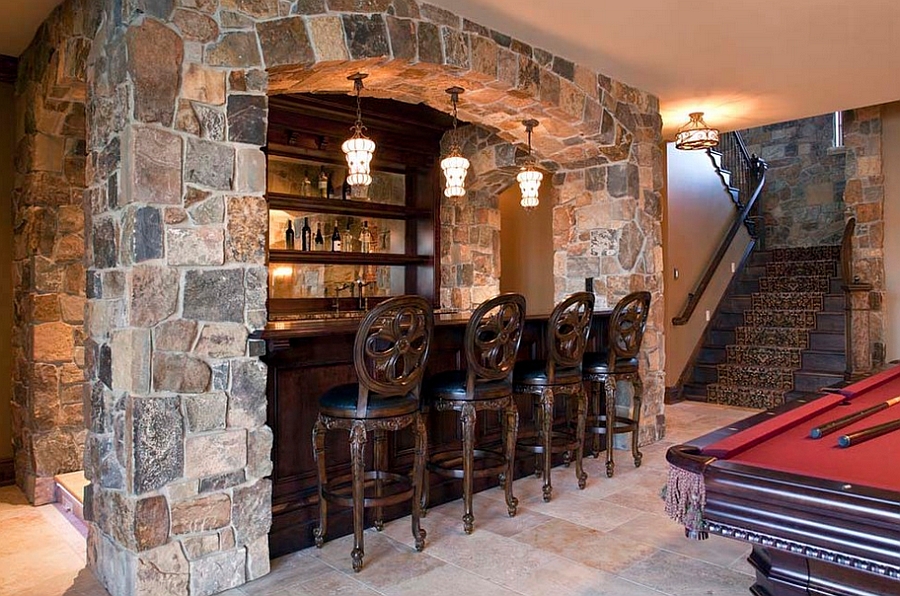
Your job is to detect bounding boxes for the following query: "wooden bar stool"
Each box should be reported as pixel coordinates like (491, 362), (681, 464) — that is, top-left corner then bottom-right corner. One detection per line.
(312, 295), (434, 572)
(583, 291), (651, 477)
(514, 292), (594, 502)
(422, 293), (526, 533)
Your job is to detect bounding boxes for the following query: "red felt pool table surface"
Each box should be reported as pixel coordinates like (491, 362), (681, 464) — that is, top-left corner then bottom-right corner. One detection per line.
(701, 364), (900, 492)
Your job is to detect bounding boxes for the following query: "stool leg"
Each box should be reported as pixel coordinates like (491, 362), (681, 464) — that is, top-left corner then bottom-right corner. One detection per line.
(539, 388), (554, 502)
(574, 386), (587, 490)
(312, 416), (328, 548)
(632, 373), (644, 468)
(412, 412), (427, 551)
(604, 376), (617, 478)
(503, 398), (519, 517)
(590, 379), (602, 458)
(374, 428), (386, 531)
(349, 423), (367, 572)
(461, 403), (477, 534)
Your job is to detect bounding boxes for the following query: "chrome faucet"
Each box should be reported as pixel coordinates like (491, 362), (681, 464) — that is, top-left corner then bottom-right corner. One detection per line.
(356, 279), (375, 311)
(334, 283), (354, 314)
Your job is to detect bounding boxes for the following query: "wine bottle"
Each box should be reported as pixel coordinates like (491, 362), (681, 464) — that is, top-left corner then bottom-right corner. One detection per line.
(331, 221), (342, 252)
(318, 167), (328, 198)
(360, 220), (372, 254)
(343, 220), (354, 252)
(327, 175), (335, 199)
(285, 219), (295, 249)
(342, 175), (351, 200)
(314, 223), (324, 251)
(301, 217), (312, 251)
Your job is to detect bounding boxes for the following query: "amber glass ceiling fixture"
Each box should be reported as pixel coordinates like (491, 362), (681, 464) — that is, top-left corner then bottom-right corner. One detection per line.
(674, 112), (719, 150)
(440, 86), (470, 198)
(341, 73), (376, 198)
(517, 119), (543, 210)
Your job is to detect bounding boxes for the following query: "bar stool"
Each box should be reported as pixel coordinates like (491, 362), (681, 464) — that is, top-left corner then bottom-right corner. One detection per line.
(514, 292), (595, 502)
(583, 291), (651, 477)
(312, 295), (434, 572)
(422, 293), (526, 534)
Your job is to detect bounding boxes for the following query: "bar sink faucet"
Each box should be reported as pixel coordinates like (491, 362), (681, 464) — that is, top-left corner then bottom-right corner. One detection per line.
(334, 283), (354, 315)
(356, 279), (375, 311)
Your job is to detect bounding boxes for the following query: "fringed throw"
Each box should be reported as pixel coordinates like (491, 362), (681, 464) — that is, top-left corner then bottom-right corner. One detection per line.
(664, 463), (709, 540)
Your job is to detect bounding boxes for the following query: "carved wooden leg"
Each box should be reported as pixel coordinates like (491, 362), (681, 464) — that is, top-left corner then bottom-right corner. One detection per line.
(590, 379), (602, 458)
(504, 398), (519, 517)
(540, 387), (554, 502)
(374, 428), (386, 531)
(411, 412), (427, 551)
(574, 386), (587, 489)
(632, 373), (644, 468)
(312, 416), (328, 548)
(349, 423), (367, 572)
(461, 402), (477, 534)
(532, 392), (542, 478)
(604, 376), (617, 478)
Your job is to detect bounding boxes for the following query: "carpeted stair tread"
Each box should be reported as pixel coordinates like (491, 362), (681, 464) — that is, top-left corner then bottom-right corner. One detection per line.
(726, 345), (802, 368)
(707, 384), (787, 409)
(744, 309), (818, 329)
(751, 292), (823, 311)
(735, 326), (809, 348)
(766, 260), (837, 278)
(759, 275), (830, 294)
(715, 364), (794, 390)
(771, 246), (840, 262)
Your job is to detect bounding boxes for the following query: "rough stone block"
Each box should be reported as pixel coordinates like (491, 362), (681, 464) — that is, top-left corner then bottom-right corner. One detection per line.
(135, 495), (170, 551)
(185, 138), (234, 190)
(199, 469), (246, 493)
(127, 19), (184, 126)
(227, 359), (267, 428)
(59, 295), (86, 324)
(110, 328), (151, 394)
(130, 265), (179, 327)
(181, 533), (220, 560)
(129, 126), (183, 205)
(166, 227), (225, 266)
(184, 429), (247, 479)
(183, 392), (227, 433)
(342, 14), (389, 59)
(92, 217), (119, 269)
(172, 9), (220, 43)
(170, 492), (231, 535)
(135, 541), (189, 596)
(234, 148), (265, 194)
(207, 31), (262, 67)
(152, 352), (212, 394)
(231, 478), (272, 547)
(417, 21), (442, 64)
(32, 294), (61, 322)
(188, 196), (225, 225)
(33, 321), (75, 363)
(226, 196), (267, 264)
(182, 63), (226, 105)
(189, 549), (245, 596)
(193, 103), (226, 141)
(133, 395), (184, 494)
(257, 17), (315, 68)
(227, 95), (267, 145)
(195, 323), (248, 358)
(183, 269), (245, 322)
(153, 319), (198, 352)
(309, 16), (350, 61)
(130, 206), (164, 263)
(247, 426), (273, 478)
(246, 534), (270, 581)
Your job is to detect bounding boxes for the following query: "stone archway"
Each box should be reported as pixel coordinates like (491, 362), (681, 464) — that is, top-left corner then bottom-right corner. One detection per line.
(71, 2), (664, 594)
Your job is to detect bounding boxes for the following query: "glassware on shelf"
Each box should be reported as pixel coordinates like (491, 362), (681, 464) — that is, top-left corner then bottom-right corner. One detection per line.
(318, 167), (328, 198)
(360, 220), (372, 254)
(343, 220), (354, 253)
(301, 171), (313, 196)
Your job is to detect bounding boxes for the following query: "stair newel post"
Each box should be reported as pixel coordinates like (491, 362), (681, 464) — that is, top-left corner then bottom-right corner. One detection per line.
(840, 217), (874, 380)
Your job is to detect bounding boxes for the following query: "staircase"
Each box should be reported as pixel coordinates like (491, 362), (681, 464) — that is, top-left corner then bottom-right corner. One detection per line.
(683, 245), (846, 407)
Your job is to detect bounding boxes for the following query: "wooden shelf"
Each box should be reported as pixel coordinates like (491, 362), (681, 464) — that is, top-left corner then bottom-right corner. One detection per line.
(267, 193), (429, 220)
(268, 249), (433, 266)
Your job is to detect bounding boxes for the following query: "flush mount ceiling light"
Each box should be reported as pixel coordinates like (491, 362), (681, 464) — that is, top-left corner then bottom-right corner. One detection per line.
(517, 119), (543, 210)
(674, 112), (719, 150)
(440, 86), (470, 198)
(341, 72), (376, 198)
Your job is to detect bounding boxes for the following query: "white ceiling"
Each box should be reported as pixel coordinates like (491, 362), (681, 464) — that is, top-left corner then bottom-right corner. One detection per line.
(5, 0), (900, 139)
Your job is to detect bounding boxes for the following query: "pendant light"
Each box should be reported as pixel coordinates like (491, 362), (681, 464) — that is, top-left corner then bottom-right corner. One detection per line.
(440, 86), (470, 198)
(674, 112), (719, 150)
(517, 119), (543, 210)
(341, 73), (376, 198)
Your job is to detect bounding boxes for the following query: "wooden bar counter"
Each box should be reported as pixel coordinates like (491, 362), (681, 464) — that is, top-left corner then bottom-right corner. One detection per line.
(261, 309), (611, 557)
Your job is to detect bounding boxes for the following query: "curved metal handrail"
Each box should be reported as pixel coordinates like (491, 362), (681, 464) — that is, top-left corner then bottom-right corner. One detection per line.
(672, 132), (767, 326)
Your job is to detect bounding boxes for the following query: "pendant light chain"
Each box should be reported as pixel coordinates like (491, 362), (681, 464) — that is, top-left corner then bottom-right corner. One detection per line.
(440, 86), (470, 198)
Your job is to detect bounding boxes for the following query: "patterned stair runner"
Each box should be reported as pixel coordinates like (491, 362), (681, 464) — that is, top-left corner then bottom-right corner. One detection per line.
(708, 246), (839, 409)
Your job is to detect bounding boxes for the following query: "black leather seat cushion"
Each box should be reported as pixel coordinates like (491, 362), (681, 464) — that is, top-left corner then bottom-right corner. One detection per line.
(582, 351), (639, 375)
(513, 360), (582, 386)
(425, 369), (513, 402)
(319, 383), (419, 419)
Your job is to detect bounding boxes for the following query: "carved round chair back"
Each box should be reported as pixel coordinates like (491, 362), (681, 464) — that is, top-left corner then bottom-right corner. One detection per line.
(607, 291), (651, 368)
(464, 293), (527, 394)
(546, 291), (595, 379)
(353, 295), (434, 417)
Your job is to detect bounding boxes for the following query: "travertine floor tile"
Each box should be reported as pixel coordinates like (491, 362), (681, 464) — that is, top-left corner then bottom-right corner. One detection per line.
(381, 562), (521, 596)
(620, 549), (754, 595)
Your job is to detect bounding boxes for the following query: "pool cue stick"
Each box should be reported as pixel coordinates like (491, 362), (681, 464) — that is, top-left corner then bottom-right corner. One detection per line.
(809, 395), (900, 439)
(838, 417), (900, 448)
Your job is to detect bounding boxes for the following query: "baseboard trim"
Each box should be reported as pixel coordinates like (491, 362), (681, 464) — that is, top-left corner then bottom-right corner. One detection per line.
(0, 457), (14, 487)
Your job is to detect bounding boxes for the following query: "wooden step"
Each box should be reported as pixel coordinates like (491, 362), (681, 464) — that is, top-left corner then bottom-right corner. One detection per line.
(54, 470), (87, 523)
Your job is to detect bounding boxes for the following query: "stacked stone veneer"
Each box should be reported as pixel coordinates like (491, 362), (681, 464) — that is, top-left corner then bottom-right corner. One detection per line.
(11, 0), (91, 505)
(6, 0), (666, 594)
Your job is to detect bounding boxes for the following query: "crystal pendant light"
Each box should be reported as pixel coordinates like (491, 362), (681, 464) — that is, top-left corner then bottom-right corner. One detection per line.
(440, 86), (470, 198)
(517, 119), (543, 210)
(674, 112), (719, 150)
(341, 73), (376, 198)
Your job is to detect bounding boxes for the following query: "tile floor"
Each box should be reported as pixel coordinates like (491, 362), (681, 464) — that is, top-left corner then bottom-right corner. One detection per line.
(0, 401), (759, 596)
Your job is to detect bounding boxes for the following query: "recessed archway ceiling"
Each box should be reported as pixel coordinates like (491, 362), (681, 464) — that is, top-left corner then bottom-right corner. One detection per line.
(6, 0), (900, 140)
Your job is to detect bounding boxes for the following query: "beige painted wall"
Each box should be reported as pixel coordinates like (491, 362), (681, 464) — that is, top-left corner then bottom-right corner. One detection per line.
(882, 102), (900, 363)
(1, 82), (14, 461)
(664, 143), (753, 387)
(499, 182), (554, 315)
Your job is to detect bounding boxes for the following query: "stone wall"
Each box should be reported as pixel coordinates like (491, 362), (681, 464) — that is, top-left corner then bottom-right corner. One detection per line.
(11, 0), (91, 504)
(741, 113), (848, 249)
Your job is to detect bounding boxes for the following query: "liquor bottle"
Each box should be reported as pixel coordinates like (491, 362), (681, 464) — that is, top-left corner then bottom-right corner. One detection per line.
(360, 220), (372, 254)
(314, 222), (324, 251)
(301, 171), (313, 196)
(327, 175), (335, 199)
(331, 221), (342, 252)
(342, 175), (351, 200)
(300, 217), (312, 251)
(318, 167), (328, 198)
(285, 219), (295, 249)
(343, 220), (354, 252)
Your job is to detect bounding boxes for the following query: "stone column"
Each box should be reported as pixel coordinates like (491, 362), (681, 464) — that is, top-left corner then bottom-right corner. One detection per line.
(84, 4), (272, 595)
(843, 282), (874, 380)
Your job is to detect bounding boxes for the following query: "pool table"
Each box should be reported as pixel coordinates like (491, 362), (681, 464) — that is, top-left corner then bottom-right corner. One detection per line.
(666, 365), (900, 596)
